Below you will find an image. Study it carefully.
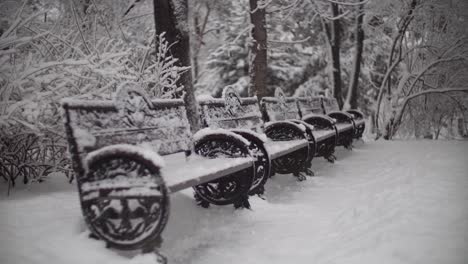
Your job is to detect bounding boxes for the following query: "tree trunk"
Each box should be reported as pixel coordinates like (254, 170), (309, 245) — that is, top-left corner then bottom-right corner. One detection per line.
(345, 3), (365, 110)
(325, 3), (343, 109)
(248, 0), (268, 100)
(192, 11), (200, 81)
(192, 4), (210, 82)
(153, 0), (200, 132)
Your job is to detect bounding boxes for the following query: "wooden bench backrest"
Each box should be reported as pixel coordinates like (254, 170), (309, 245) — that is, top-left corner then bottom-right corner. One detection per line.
(62, 84), (193, 165)
(261, 88), (301, 122)
(199, 87), (264, 132)
(322, 97), (340, 113)
(296, 96), (325, 117)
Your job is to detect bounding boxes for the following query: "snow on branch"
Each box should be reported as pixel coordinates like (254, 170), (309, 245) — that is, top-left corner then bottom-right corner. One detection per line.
(324, 0), (369, 7)
(404, 88), (468, 102)
(268, 36), (311, 44)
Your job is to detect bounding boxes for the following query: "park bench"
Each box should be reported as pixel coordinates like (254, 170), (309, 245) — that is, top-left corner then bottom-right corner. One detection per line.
(198, 87), (311, 185)
(61, 84), (261, 256)
(262, 88), (337, 164)
(322, 97), (366, 140)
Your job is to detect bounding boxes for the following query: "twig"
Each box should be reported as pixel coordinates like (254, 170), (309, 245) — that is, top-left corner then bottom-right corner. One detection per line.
(70, 0), (91, 54)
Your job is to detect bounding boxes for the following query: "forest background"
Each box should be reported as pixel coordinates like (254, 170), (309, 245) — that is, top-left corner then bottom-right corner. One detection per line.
(0, 0), (467, 190)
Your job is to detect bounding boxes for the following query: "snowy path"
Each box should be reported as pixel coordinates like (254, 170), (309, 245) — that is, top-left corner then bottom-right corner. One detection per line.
(1, 140), (468, 264)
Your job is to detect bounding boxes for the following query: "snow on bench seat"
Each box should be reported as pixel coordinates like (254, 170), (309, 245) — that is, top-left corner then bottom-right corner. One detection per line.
(312, 129), (336, 141)
(80, 153), (254, 199)
(335, 123), (354, 133)
(264, 139), (308, 160)
(81, 178), (163, 201)
(161, 152), (254, 193)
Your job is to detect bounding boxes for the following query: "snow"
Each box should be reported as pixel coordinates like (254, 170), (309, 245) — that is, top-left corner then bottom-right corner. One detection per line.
(302, 113), (336, 124)
(193, 127), (252, 147)
(1, 140), (468, 264)
(74, 128), (97, 151)
(312, 129), (336, 141)
(264, 139), (308, 160)
(85, 144), (166, 170)
(335, 122), (354, 133)
(162, 151), (254, 193)
(265, 120), (307, 132)
(230, 129), (268, 142)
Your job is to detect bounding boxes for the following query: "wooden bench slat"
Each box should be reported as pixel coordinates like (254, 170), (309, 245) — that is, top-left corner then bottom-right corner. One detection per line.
(335, 123), (354, 133)
(264, 139), (309, 160)
(313, 129), (336, 141)
(161, 152), (254, 193)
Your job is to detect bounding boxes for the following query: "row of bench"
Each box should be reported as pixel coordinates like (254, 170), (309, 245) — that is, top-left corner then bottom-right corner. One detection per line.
(61, 84), (366, 255)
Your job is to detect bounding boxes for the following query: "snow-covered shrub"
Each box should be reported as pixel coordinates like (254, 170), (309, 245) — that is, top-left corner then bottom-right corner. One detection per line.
(0, 2), (187, 191)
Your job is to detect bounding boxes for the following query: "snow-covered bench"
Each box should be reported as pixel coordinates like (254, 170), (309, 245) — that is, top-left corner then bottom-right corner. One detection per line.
(262, 88), (337, 163)
(198, 87), (311, 187)
(61, 84), (259, 254)
(322, 97), (366, 142)
(293, 96), (338, 161)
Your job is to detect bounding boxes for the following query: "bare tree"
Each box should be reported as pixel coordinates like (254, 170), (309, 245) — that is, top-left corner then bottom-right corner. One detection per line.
(248, 0), (268, 100)
(153, 0), (200, 131)
(345, 2), (365, 110)
(374, 0), (418, 137)
(323, 2), (343, 108)
(192, 2), (211, 82)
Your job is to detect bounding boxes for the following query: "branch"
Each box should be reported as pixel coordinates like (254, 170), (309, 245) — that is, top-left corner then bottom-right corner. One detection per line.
(322, 10), (350, 20)
(392, 87), (468, 135)
(120, 12), (153, 23)
(268, 36), (310, 44)
(325, 0), (369, 6)
(404, 56), (465, 96)
(267, 0), (300, 14)
(70, 0), (91, 54)
(405, 87), (468, 102)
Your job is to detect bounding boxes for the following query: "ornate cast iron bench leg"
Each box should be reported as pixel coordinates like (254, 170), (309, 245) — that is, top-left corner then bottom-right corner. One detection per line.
(192, 133), (255, 209)
(82, 146), (170, 256)
(264, 122), (311, 181)
(231, 130), (270, 197)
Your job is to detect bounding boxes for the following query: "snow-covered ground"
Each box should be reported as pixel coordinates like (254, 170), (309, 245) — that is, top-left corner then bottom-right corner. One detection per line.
(1, 140), (468, 264)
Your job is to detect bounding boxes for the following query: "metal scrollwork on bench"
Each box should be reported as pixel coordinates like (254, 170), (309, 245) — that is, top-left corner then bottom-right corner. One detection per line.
(275, 87), (288, 114)
(114, 84), (154, 129)
(232, 130), (270, 196)
(223, 86), (244, 118)
(193, 133), (254, 209)
(218, 86), (270, 196)
(83, 150), (169, 250)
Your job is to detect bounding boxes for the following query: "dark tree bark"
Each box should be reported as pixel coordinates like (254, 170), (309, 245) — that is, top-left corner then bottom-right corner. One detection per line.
(248, 0), (268, 100)
(324, 3), (343, 109)
(345, 3), (365, 109)
(153, 0), (200, 132)
(192, 3), (210, 82)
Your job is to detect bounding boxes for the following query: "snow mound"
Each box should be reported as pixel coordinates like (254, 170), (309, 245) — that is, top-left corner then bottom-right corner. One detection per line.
(1, 140), (468, 264)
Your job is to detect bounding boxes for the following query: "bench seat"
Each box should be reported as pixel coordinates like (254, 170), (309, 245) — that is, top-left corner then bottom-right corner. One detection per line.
(354, 118), (365, 126)
(264, 139), (309, 160)
(291, 119), (333, 141)
(335, 123), (354, 133)
(312, 129), (336, 141)
(162, 152), (254, 193)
